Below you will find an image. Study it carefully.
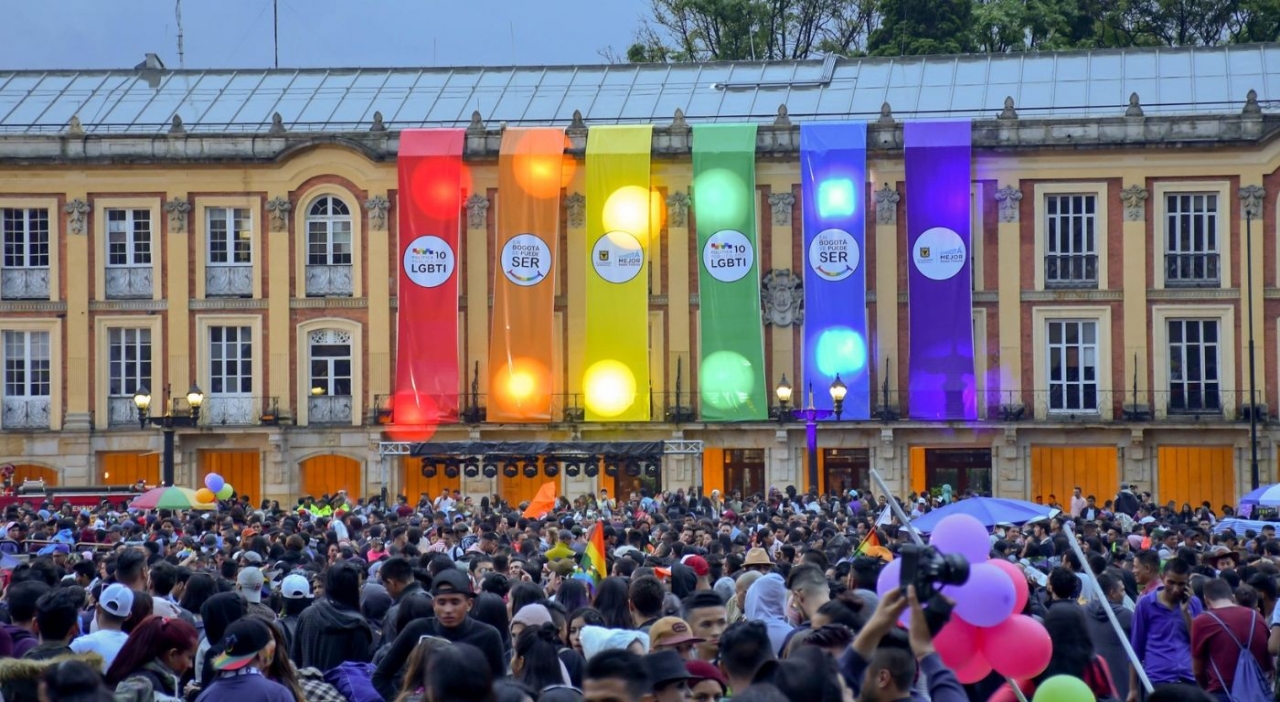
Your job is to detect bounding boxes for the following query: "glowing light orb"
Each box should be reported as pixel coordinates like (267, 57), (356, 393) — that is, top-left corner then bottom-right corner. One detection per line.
(693, 168), (748, 231)
(493, 357), (551, 415)
(513, 133), (575, 199)
(700, 350), (756, 411)
(815, 327), (867, 378)
(408, 160), (471, 220)
(386, 390), (440, 442)
(583, 360), (637, 418)
(818, 178), (856, 219)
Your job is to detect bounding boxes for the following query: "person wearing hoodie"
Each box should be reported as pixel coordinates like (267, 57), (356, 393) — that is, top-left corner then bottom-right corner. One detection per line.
(377, 557), (430, 647)
(290, 561), (373, 672)
(1086, 572), (1134, 701)
(194, 619), (294, 702)
(2, 581), (48, 659)
(195, 592), (247, 689)
(744, 573), (792, 657)
(0, 588), (102, 702)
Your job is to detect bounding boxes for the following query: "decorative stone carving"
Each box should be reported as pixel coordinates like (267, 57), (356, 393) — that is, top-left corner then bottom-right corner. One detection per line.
(774, 104), (791, 127)
(164, 197), (191, 233)
(1119, 185), (1149, 222)
(1125, 93), (1144, 118)
(569, 110), (586, 131)
(67, 116), (84, 136)
(768, 192), (795, 226)
(666, 191), (689, 227)
(64, 199), (89, 235)
(998, 96), (1018, 120)
(266, 196), (292, 232)
(168, 115), (185, 135)
(467, 111), (485, 133)
(365, 195), (390, 230)
(268, 112), (286, 135)
(1240, 184), (1265, 218)
(761, 269), (803, 327)
(670, 108), (689, 132)
(994, 185), (1022, 223)
(874, 185), (900, 225)
(877, 102), (894, 126)
(370, 111), (386, 132)
(1244, 89), (1262, 116)
(465, 193), (489, 229)
(565, 192), (586, 228)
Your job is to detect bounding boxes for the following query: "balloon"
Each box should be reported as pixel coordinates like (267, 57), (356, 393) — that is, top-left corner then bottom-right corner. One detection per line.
(876, 558), (903, 598)
(204, 473), (224, 493)
(1033, 675), (1096, 702)
(216, 484), (234, 500)
(988, 558), (1030, 615)
(952, 563), (1017, 627)
(953, 650), (994, 685)
(929, 514), (992, 563)
(981, 615), (1052, 680)
(195, 488), (215, 504)
(933, 618), (981, 670)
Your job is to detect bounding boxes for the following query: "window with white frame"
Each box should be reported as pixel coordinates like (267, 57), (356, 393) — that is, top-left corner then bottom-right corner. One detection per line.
(1044, 195), (1097, 287)
(1167, 319), (1220, 413)
(309, 330), (352, 396)
(1, 208), (50, 300)
(2, 330), (51, 429)
(1047, 320), (1098, 412)
(106, 209), (151, 266)
(207, 208), (252, 264)
(209, 326), (252, 396)
(306, 197), (352, 266)
(107, 328), (151, 425)
(1164, 193), (1219, 286)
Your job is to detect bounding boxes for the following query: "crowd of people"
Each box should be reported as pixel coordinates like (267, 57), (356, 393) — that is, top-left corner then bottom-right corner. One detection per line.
(0, 481), (1269, 702)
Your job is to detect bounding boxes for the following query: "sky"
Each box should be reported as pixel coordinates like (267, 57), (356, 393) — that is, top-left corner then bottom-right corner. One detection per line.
(1, 0), (652, 70)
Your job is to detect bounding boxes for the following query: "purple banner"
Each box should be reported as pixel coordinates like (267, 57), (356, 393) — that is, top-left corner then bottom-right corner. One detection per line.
(905, 121), (975, 420)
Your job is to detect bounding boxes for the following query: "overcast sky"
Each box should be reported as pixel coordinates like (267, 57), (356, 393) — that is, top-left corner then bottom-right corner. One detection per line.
(1, 0), (651, 70)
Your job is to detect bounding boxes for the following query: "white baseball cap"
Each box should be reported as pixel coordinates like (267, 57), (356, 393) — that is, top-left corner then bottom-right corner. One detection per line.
(237, 567), (265, 604)
(99, 583), (135, 618)
(281, 573), (313, 600)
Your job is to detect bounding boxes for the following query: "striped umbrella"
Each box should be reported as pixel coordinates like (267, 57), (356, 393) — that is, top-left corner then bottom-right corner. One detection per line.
(128, 487), (217, 511)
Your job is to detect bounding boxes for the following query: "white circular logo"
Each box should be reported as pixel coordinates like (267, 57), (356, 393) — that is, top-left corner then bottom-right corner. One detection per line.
(402, 236), (455, 289)
(702, 230), (754, 283)
(501, 233), (552, 287)
(912, 227), (967, 281)
(808, 228), (859, 282)
(591, 232), (645, 284)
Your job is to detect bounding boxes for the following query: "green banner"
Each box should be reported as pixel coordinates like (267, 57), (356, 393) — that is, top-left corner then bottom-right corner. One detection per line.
(693, 124), (767, 421)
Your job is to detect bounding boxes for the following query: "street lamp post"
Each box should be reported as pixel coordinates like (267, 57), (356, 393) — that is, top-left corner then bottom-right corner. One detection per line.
(1246, 201), (1260, 490)
(779, 379), (844, 494)
(773, 374), (792, 423)
(134, 385), (204, 487)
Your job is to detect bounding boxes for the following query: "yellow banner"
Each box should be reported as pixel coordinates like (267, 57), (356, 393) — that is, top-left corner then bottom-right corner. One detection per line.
(583, 125), (654, 421)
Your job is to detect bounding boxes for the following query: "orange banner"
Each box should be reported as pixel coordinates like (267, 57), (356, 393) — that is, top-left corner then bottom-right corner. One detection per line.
(488, 128), (569, 422)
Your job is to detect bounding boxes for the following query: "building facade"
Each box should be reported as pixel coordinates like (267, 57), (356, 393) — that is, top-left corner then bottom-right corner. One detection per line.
(1, 46), (1279, 509)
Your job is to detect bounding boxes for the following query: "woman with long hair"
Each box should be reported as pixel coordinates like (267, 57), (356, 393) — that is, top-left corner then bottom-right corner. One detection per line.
(555, 579), (590, 614)
(426, 643), (496, 702)
(566, 608), (605, 655)
(391, 636), (452, 702)
(511, 623), (570, 694)
(261, 622), (308, 702)
(592, 578), (632, 630)
(106, 616), (199, 702)
(177, 574), (217, 638)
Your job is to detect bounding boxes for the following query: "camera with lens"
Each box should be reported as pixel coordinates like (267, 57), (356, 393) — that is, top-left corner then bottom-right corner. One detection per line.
(899, 543), (970, 599)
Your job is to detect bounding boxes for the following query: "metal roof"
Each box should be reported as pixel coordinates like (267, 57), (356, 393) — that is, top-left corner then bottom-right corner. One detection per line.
(0, 44), (1277, 135)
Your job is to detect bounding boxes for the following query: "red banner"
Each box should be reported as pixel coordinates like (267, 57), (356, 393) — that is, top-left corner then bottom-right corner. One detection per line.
(394, 129), (466, 435)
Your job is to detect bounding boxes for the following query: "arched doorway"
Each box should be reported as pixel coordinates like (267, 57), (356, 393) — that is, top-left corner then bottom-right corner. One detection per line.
(199, 451), (262, 506)
(6, 464), (58, 487)
(300, 455), (362, 501)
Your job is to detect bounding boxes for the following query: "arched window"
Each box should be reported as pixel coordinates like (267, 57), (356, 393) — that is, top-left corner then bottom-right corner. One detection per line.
(308, 329), (352, 424)
(305, 196), (352, 296)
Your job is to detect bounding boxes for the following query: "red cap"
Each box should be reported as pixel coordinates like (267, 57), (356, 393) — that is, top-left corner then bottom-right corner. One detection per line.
(684, 555), (710, 577)
(722, 510), (737, 523)
(685, 660), (727, 690)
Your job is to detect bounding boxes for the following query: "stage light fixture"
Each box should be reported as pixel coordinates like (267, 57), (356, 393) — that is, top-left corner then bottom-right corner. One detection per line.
(624, 459), (641, 477)
(604, 456), (619, 477)
(522, 456), (540, 479)
(564, 459), (582, 478)
(503, 459), (519, 479)
(443, 459), (460, 479)
(584, 457), (599, 478)
(482, 458), (498, 479)
(463, 458), (480, 479)
(420, 458), (438, 479)
(544, 459), (560, 478)
(644, 457), (660, 478)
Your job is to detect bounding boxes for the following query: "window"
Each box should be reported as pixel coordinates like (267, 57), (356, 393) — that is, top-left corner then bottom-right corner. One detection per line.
(106, 209), (151, 266)
(107, 328), (151, 425)
(1047, 320), (1098, 412)
(1044, 195), (1097, 287)
(1165, 194), (1219, 286)
(308, 329), (353, 424)
(210, 326), (252, 396)
(3, 330), (51, 429)
(1168, 319), (1220, 413)
(207, 208), (251, 264)
(306, 197), (352, 266)
(2, 208), (50, 300)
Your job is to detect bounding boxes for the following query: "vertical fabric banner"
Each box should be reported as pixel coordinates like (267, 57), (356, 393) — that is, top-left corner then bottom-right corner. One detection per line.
(904, 121), (976, 420)
(800, 122), (869, 418)
(693, 124), (767, 421)
(489, 128), (566, 422)
(584, 125), (654, 422)
(394, 129), (465, 432)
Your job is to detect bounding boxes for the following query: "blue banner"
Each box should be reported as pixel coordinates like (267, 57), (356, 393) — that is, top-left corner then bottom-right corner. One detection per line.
(800, 122), (869, 418)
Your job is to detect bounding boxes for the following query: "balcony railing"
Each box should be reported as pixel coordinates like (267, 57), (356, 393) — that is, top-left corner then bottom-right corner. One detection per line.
(1165, 252), (1220, 287)
(1044, 254), (1098, 288)
(308, 395), (353, 424)
(305, 264), (352, 296)
(105, 265), (153, 298)
(2, 397), (50, 429)
(201, 396), (281, 426)
(107, 397), (138, 426)
(205, 264), (253, 297)
(0, 267), (49, 299)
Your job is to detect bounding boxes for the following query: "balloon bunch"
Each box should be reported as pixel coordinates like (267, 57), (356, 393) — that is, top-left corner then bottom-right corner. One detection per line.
(875, 514), (1053, 685)
(195, 473), (235, 504)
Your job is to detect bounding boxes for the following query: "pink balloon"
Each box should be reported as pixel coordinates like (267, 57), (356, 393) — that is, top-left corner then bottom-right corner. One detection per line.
(953, 563), (1017, 627)
(876, 558), (903, 599)
(934, 618), (981, 670)
(981, 615), (1052, 680)
(988, 558), (1030, 615)
(953, 650), (994, 685)
(929, 514), (992, 563)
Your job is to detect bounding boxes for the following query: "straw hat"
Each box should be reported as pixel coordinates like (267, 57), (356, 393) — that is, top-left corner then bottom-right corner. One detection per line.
(743, 547), (773, 567)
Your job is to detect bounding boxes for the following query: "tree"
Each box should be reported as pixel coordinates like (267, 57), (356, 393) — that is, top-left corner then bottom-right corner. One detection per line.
(868, 0), (975, 55)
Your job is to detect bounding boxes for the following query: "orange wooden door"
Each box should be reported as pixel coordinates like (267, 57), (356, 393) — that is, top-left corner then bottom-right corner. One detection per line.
(499, 459), (552, 507)
(99, 453), (159, 487)
(300, 455), (362, 500)
(1030, 446), (1119, 507)
(909, 447), (926, 495)
(1157, 446), (1234, 514)
(199, 451), (262, 505)
(701, 448), (725, 498)
(9, 464), (57, 486)
(401, 457), (460, 505)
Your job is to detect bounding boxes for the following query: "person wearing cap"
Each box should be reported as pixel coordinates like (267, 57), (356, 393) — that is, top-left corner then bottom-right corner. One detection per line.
(742, 547), (773, 574)
(371, 568), (505, 701)
(648, 617), (705, 661)
(235, 567), (276, 622)
(685, 659), (727, 702)
(276, 573), (313, 653)
(682, 555), (712, 591)
(70, 583), (133, 671)
(644, 649), (696, 702)
(195, 618), (294, 702)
